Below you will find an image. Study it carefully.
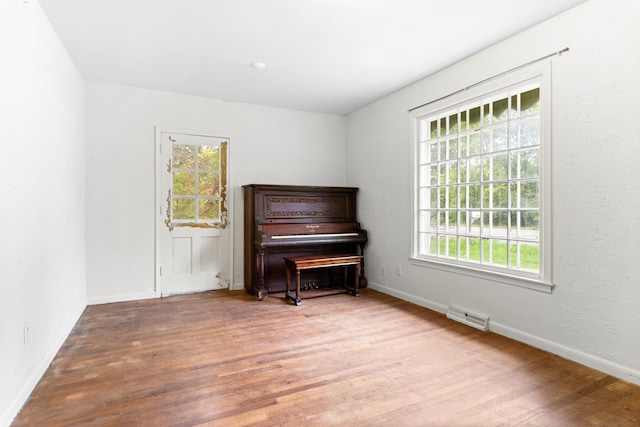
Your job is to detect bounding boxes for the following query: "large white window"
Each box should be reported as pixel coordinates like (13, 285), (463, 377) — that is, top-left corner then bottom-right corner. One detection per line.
(411, 64), (552, 291)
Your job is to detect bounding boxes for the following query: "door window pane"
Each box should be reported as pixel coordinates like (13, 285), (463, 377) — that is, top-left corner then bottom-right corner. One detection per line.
(173, 198), (195, 220)
(198, 199), (220, 220)
(198, 145), (220, 170)
(173, 171), (195, 195)
(173, 144), (195, 168)
(198, 172), (220, 196)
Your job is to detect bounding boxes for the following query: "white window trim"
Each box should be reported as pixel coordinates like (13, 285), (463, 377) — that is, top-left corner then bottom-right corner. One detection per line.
(410, 62), (553, 293)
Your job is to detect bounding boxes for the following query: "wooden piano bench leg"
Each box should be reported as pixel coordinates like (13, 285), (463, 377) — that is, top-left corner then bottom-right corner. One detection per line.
(286, 294), (302, 306)
(345, 263), (361, 297)
(285, 266), (302, 306)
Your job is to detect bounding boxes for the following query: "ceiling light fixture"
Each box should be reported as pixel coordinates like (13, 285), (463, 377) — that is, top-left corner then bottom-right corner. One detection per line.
(251, 62), (267, 70)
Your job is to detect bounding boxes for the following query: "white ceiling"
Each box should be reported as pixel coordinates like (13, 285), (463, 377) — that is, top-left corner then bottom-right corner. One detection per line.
(39, 0), (587, 115)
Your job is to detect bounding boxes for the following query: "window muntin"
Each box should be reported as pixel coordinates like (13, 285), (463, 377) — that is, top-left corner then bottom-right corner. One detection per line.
(414, 80), (546, 280)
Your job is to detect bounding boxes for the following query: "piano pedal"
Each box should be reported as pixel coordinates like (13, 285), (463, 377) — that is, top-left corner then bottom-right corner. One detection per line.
(302, 282), (319, 290)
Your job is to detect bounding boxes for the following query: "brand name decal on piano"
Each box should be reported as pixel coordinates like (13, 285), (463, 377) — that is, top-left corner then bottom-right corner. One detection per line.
(306, 224), (320, 233)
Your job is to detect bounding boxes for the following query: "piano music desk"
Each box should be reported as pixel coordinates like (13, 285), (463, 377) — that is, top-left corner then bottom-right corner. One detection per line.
(284, 254), (362, 306)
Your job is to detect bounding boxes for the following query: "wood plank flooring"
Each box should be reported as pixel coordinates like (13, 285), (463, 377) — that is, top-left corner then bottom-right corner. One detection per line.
(12, 289), (640, 426)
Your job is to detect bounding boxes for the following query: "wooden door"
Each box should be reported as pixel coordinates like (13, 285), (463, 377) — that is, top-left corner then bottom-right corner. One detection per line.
(156, 129), (230, 296)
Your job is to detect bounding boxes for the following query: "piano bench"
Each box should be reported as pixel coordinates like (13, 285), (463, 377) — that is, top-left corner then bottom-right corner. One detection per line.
(283, 254), (363, 306)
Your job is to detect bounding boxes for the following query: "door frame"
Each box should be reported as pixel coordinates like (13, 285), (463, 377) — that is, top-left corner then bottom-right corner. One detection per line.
(154, 126), (233, 297)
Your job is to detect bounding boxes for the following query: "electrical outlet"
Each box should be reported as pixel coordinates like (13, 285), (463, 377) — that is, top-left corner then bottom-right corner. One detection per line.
(23, 324), (30, 346)
(381, 266), (386, 276)
(396, 266), (402, 276)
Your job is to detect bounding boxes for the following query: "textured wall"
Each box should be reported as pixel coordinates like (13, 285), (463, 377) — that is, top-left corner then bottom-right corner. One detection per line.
(347, 0), (640, 384)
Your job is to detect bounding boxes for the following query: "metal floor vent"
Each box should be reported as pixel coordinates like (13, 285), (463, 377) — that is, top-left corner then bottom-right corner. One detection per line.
(446, 306), (490, 331)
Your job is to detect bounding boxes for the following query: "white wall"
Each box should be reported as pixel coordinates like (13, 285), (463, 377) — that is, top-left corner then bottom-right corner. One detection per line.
(3, 2), (637, 424)
(347, 0), (640, 385)
(0, 1), (86, 425)
(85, 84), (347, 302)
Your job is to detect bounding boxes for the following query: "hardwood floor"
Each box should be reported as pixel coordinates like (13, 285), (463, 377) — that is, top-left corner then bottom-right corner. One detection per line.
(12, 289), (640, 426)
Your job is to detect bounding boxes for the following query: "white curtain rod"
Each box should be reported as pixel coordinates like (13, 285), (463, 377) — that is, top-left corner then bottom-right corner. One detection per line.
(408, 47), (569, 112)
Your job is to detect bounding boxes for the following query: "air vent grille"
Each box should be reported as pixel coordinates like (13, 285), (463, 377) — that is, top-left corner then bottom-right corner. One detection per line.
(446, 306), (490, 331)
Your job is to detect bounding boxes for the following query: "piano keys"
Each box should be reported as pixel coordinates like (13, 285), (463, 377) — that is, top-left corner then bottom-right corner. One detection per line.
(243, 184), (368, 300)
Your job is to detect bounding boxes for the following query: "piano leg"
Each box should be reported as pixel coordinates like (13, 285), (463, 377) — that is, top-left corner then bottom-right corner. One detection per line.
(255, 286), (268, 301)
(254, 251), (268, 301)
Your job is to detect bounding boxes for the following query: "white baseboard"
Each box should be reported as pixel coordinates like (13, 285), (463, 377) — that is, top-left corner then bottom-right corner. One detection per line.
(2, 301), (86, 427)
(230, 281), (244, 291)
(87, 285), (247, 304)
(367, 281), (640, 387)
(368, 281), (448, 314)
(87, 291), (157, 305)
(490, 322), (640, 386)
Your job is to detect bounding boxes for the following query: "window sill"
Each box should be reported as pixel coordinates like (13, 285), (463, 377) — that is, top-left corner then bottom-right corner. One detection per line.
(409, 257), (554, 293)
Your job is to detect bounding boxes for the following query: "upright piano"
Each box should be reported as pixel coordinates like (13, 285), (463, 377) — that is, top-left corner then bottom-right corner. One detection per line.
(243, 184), (368, 300)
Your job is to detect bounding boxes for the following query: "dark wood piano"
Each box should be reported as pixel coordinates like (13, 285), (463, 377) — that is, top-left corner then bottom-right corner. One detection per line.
(243, 184), (368, 300)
